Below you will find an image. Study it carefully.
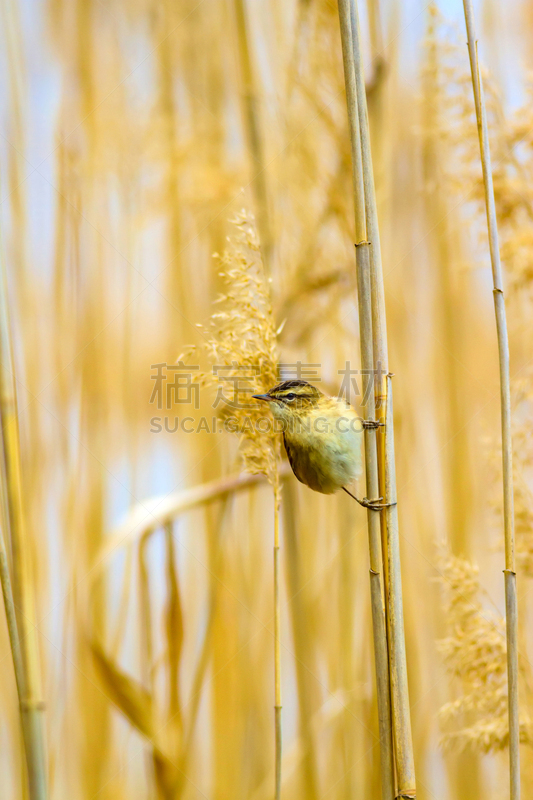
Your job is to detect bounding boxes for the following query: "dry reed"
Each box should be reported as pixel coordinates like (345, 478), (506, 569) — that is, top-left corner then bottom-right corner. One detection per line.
(462, 2), (520, 796)
(337, 2), (394, 798)
(188, 212), (282, 797)
(0, 263), (47, 799)
(338, 0), (416, 796)
(1, 2), (533, 799)
(437, 553), (532, 752)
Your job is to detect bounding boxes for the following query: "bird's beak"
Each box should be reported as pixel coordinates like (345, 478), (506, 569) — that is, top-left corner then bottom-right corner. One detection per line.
(252, 394), (273, 402)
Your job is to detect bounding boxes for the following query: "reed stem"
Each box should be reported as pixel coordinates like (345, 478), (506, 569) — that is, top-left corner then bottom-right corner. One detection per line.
(462, 3), (520, 797)
(0, 531), (26, 718)
(337, 3), (394, 798)
(0, 269), (47, 799)
(339, 1), (416, 795)
(233, 0), (272, 270)
(383, 376), (415, 797)
(282, 477), (319, 800)
(273, 475), (282, 800)
(350, 2), (416, 795)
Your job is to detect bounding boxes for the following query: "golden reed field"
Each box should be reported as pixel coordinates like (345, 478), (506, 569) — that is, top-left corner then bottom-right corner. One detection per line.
(0, 0), (532, 798)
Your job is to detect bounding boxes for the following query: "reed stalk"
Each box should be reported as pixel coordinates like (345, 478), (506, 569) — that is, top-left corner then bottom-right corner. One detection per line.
(164, 521), (183, 735)
(339, 0), (416, 795)
(233, 0), (272, 270)
(337, 3), (394, 798)
(282, 478), (319, 800)
(273, 474), (282, 800)
(462, 3), (520, 797)
(383, 376), (415, 797)
(0, 528), (27, 740)
(348, 0), (390, 596)
(349, 2), (416, 795)
(155, 0), (184, 331)
(0, 269), (47, 799)
(178, 499), (231, 787)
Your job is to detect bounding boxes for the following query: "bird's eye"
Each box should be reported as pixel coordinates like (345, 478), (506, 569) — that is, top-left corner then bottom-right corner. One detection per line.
(286, 393), (296, 401)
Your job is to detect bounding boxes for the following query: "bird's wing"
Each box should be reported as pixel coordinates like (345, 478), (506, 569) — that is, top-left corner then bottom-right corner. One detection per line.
(283, 433), (297, 474)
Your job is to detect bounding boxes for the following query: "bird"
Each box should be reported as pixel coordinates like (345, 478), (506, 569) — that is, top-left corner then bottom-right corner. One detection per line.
(252, 379), (389, 510)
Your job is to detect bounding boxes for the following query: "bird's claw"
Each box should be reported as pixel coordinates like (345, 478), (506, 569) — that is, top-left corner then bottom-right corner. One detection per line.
(342, 487), (396, 510)
(362, 419), (384, 430)
(357, 496), (396, 511)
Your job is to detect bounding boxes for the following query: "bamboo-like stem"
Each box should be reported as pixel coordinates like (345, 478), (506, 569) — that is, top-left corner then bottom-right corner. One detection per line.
(0, 283), (47, 798)
(138, 533), (154, 691)
(337, 3), (394, 798)
(0, 323), (26, 715)
(366, 0), (387, 206)
(282, 477), (319, 800)
(233, 0), (272, 270)
(178, 499), (231, 788)
(273, 474), (282, 800)
(156, 2), (185, 335)
(384, 376), (415, 797)
(348, 0), (390, 599)
(340, 1), (416, 796)
(356, 244), (395, 799)
(347, 1), (388, 376)
(0, 533), (48, 799)
(164, 522), (183, 731)
(462, 4), (520, 797)
(0, 530), (26, 717)
(0, 240), (47, 795)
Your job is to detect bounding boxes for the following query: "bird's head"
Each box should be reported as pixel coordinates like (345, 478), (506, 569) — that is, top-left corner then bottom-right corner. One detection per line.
(253, 380), (323, 422)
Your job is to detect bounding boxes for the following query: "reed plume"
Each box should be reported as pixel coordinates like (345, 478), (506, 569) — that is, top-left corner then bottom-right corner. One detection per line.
(190, 210), (283, 798)
(2, 1), (533, 799)
(438, 553), (532, 752)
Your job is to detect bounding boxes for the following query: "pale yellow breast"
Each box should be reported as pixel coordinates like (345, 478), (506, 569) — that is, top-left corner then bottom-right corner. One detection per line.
(284, 400), (363, 494)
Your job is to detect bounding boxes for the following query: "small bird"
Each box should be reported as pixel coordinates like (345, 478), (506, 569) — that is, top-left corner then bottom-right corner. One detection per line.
(253, 380), (387, 509)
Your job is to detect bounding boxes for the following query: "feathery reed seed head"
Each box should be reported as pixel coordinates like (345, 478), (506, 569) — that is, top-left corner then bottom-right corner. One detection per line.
(187, 211), (280, 483)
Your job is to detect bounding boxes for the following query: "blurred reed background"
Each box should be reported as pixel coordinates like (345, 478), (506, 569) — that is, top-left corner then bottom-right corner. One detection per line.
(0, 0), (532, 797)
